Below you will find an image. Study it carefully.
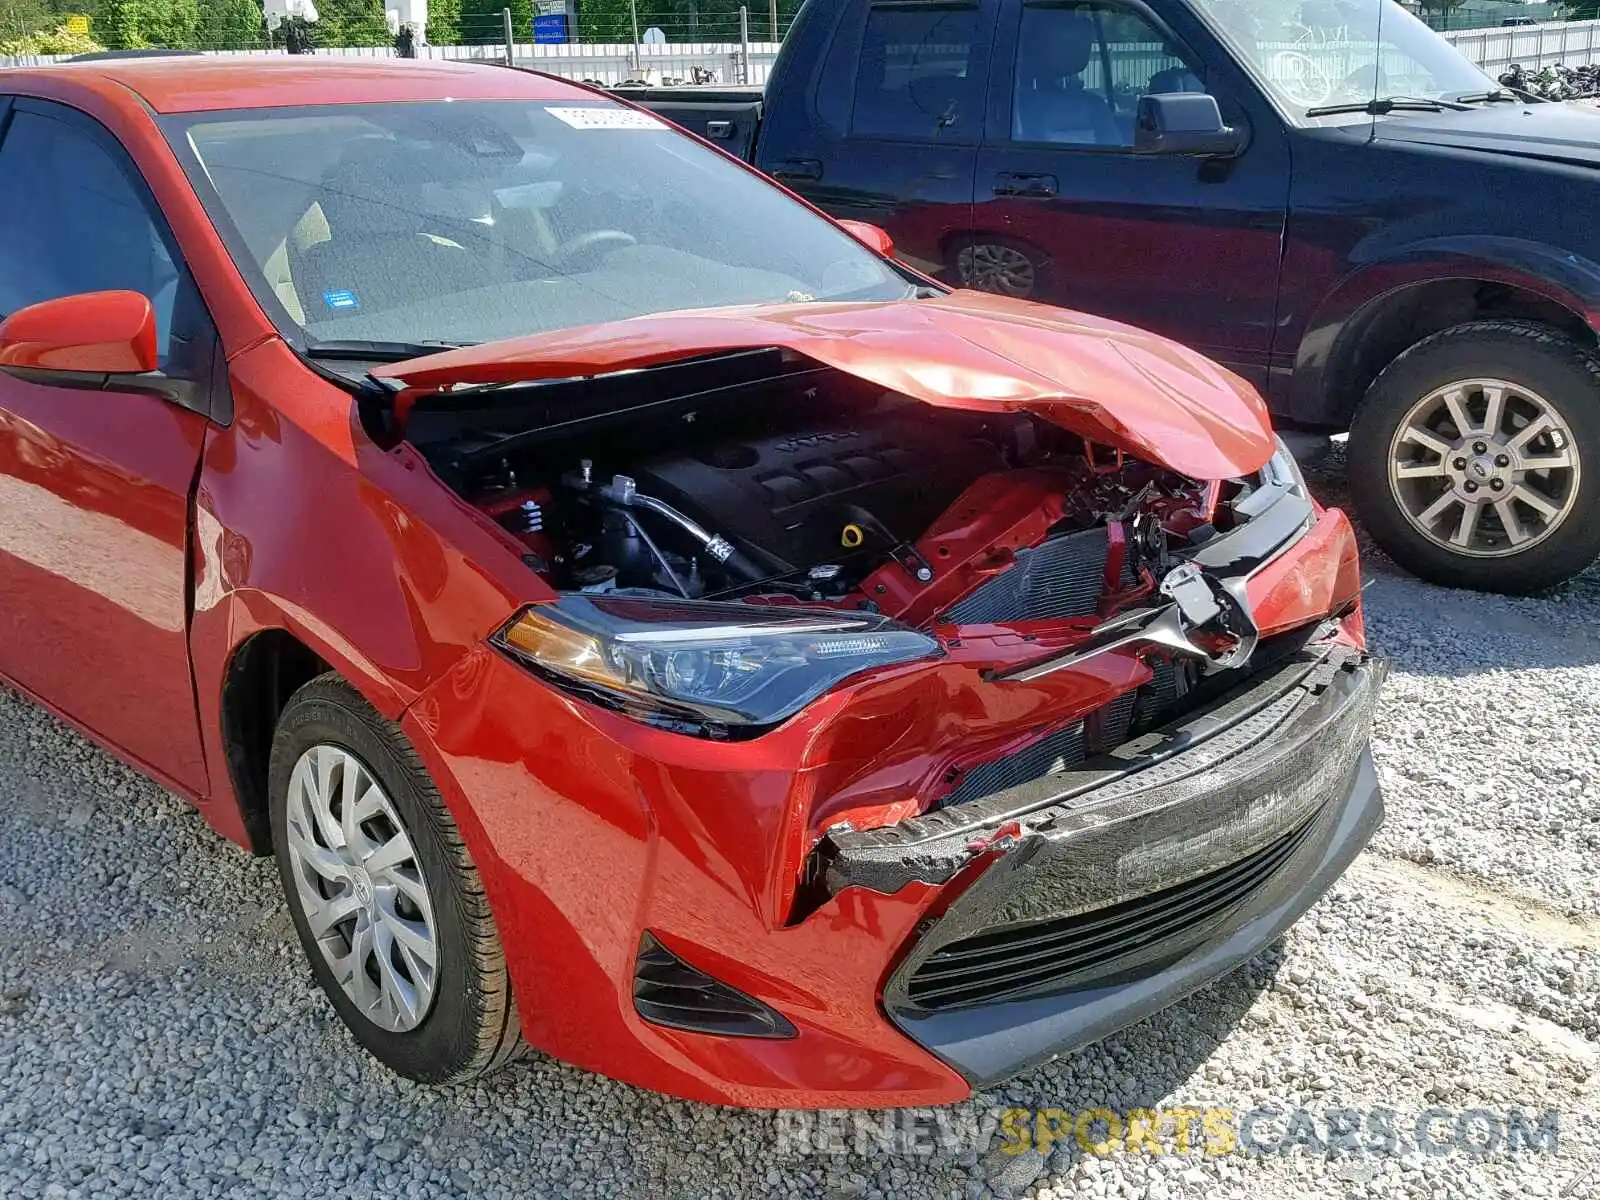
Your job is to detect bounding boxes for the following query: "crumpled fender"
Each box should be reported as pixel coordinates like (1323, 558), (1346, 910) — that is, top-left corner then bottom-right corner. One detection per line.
(375, 291), (1276, 481)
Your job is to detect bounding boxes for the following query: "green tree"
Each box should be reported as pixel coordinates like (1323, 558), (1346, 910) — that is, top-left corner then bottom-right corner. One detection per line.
(574, 0), (800, 43)
(98, 0), (150, 46)
(0, 0), (51, 42)
(197, 0), (262, 48)
(0, 18), (103, 52)
(94, 0), (202, 48)
(426, 0), (460, 43)
(315, 0), (390, 45)
(149, 0), (197, 45)
(459, 0), (530, 44)
(1559, 1), (1600, 17)
(1414, 0), (1467, 27)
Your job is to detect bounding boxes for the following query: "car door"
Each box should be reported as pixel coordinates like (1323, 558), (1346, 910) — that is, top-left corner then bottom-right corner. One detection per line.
(970, 0), (1290, 387)
(753, 0), (1000, 283)
(0, 98), (215, 794)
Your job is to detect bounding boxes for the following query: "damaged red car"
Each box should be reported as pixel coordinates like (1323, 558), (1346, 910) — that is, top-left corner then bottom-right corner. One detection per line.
(0, 57), (1383, 1107)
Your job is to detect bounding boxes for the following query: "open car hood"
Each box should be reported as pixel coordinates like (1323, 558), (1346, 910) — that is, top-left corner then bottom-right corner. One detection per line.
(372, 290), (1275, 481)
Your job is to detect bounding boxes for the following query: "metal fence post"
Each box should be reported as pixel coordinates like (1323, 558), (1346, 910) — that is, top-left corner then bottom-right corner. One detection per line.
(769, 0), (778, 41)
(739, 6), (750, 84)
(502, 8), (514, 66)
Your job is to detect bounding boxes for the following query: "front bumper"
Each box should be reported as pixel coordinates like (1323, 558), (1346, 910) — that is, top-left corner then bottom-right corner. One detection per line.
(873, 648), (1385, 1086)
(408, 618), (1382, 1106)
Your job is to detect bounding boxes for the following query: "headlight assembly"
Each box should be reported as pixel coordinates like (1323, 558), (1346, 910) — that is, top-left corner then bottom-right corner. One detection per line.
(495, 595), (941, 734)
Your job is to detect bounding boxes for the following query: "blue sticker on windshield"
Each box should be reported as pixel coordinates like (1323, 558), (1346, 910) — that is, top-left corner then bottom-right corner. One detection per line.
(322, 290), (360, 311)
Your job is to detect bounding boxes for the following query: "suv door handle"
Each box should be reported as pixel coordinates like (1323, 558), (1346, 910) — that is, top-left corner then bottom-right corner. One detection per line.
(771, 158), (823, 182)
(993, 172), (1058, 198)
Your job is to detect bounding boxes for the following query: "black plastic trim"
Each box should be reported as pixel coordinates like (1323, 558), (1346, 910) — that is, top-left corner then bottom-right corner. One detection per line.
(888, 746), (1382, 1087)
(633, 932), (797, 1039)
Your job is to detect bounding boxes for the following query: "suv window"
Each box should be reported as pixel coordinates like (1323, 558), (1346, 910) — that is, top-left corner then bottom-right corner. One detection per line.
(851, 3), (984, 140)
(0, 108), (188, 365)
(1014, 2), (1209, 146)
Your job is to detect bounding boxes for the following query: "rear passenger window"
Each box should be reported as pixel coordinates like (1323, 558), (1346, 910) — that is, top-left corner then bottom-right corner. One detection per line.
(851, 3), (984, 140)
(1014, 2), (1210, 147)
(0, 109), (194, 367)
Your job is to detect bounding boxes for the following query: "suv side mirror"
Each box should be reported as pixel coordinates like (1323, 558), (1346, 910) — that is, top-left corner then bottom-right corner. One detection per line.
(1135, 94), (1245, 158)
(837, 220), (896, 258)
(0, 290), (159, 377)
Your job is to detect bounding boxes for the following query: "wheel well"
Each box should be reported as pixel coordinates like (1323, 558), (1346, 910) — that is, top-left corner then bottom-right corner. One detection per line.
(220, 630), (329, 855)
(1324, 279), (1594, 425)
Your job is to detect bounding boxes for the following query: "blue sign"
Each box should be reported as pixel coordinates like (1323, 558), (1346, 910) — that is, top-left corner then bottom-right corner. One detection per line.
(532, 13), (568, 43)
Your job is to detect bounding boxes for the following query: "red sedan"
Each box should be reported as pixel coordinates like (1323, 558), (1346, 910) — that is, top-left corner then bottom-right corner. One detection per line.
(0, 56), (1382, 1107)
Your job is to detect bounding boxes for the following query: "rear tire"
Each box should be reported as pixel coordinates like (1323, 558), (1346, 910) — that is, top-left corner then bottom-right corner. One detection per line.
(1348, 320), (1600, 593)
(269, 674), (524, 1083)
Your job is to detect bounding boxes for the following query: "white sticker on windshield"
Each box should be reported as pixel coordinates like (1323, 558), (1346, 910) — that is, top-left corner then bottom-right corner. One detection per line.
(546, 106), (665, 131)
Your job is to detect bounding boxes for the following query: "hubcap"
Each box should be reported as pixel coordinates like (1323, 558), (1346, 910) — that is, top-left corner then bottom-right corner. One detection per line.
(958, 243), (1036, 297)
(1387, 377), (1579, 558)
(283, 745), (439, 1033)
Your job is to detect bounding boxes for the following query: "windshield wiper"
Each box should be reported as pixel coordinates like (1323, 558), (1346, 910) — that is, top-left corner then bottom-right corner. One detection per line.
(1305, 96), (1471, 117)
(304, 338), (478, 362)
(1455, 89), (1520, 104)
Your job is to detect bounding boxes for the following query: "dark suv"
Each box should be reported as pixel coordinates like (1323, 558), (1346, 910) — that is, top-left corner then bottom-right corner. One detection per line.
(639, 0), (1600, 593)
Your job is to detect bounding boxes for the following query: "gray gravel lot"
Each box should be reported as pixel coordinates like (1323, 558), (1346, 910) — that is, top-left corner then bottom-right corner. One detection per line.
(1, 461), (1597, 1200)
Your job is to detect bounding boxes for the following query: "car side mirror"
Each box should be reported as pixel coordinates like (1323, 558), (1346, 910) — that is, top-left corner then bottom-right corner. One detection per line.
(0, 291), (160, 378)
(837, 220), (896, 258)
(1134, 94), (1245, 158)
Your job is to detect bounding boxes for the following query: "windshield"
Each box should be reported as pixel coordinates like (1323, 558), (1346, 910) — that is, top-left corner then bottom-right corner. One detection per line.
(164, 100), (911, 350)
(1190, 0), (1493, 115)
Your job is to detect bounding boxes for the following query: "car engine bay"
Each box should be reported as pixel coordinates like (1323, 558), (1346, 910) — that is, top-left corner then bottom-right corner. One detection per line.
(409, 356), (1260, 630)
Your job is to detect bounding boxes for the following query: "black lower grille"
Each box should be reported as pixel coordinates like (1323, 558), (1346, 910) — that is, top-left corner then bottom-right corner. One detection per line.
(905, 814), (1321, 1011)
(943, 528), (1109, 624)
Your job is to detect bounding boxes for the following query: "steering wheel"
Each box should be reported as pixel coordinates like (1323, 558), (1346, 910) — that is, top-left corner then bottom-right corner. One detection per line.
(555, 229), (637, 268)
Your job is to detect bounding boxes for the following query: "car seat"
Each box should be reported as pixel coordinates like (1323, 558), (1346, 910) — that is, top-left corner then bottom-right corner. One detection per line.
(288, 139), (492, 323)
(1013, 11), (1119, 145)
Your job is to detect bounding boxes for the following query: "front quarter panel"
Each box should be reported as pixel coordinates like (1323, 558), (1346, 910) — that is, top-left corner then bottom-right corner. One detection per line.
(399, 643), (971, 1108)
(189, 338), (542, 846)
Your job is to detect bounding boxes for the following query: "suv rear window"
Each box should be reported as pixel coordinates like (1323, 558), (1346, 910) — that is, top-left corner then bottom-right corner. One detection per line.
(850, 3), (983, 140)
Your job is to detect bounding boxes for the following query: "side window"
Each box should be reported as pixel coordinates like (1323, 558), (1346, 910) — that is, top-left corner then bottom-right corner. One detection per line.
(1013, 2), (1210, 147)
(850, 3), (984, 141)
(0, 109), (193, 368)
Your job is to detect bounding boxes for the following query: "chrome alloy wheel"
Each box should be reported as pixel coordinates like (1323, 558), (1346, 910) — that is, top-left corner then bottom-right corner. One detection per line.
(1387, 377), (1580, 557)
(284, 745), (439, 1033)
(958, 243), (1036, 297)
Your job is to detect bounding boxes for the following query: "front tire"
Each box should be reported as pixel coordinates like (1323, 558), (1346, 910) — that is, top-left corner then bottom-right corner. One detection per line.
(1348, 320), (1600, 593)
(269, 674), (524, 1083)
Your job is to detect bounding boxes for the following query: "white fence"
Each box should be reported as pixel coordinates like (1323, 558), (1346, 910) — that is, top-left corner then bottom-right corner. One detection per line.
(1442, 17), (1600, 74)
(6, 19), (1600, 81)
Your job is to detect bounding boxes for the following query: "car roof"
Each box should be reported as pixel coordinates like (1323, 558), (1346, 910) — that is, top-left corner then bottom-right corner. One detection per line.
(7, 56), (594, 114)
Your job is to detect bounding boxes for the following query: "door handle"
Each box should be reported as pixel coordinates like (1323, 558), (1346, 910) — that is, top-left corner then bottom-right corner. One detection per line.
(704, 120), (735, 140)
(771, 158), (823, 182)
(992, 172), (1058, 198)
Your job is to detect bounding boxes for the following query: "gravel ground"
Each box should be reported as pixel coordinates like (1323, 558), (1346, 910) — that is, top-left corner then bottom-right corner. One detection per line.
(1, 457), (1597, 1200)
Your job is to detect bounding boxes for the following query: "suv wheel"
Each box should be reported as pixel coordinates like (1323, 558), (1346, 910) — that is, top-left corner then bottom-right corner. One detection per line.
(1348, 320), (1600, 593)
(957, 239), (1042, 298)
(269, 674), (525, 1082)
